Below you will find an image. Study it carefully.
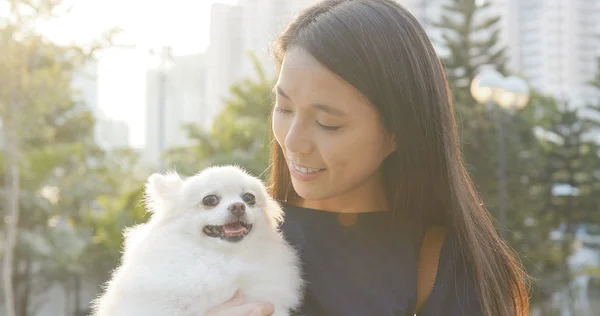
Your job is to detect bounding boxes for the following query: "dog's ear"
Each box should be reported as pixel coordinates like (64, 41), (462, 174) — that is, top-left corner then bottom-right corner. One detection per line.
(144, 171), (182, 212)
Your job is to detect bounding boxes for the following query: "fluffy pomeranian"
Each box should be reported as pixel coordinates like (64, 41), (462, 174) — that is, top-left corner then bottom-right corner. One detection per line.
(90, 165), (303, 316)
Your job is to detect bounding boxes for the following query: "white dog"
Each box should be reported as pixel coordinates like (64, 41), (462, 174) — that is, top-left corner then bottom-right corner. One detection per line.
(91, 165), (304, 316)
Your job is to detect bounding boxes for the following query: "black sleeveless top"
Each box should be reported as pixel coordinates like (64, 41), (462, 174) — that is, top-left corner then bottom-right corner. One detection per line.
(280, 205), (484, 316)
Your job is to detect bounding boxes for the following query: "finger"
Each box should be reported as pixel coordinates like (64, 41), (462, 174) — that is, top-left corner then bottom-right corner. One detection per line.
(225, 290), (245, 306)
(207, 302), (275, 316)
(207, 291), (245, 313)
(221, 302), (274, 316)
(248, 302), (275, 316)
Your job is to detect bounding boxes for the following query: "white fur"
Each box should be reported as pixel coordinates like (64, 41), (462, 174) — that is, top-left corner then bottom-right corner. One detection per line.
(91, 165), (304, 316)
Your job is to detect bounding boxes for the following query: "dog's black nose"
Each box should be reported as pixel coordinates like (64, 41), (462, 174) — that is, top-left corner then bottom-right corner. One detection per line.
(228, 202), (246, 217)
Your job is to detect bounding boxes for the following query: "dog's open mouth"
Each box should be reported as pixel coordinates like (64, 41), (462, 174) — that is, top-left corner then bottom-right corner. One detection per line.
(203, 221), (253, 242)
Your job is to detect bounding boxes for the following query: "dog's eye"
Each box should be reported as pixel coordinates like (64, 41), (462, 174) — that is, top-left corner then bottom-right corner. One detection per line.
(202, 195), (220, 207)
(242, 193), (256, 205)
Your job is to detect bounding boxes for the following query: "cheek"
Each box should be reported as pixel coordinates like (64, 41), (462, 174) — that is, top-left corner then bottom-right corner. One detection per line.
(319, 139), (349, 169)
(249, 207), (267, 226)
(323, 129), (390, 173)
(190, 208), (222, 223)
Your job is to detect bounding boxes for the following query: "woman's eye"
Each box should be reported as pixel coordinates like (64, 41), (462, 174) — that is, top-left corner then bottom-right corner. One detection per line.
(274, 106), (292, 114)
(202, 195), (220, 207)
(317, 121), (341, 131)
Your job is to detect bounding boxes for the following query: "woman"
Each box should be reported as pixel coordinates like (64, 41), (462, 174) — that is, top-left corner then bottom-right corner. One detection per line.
(208, 0), (529, 315)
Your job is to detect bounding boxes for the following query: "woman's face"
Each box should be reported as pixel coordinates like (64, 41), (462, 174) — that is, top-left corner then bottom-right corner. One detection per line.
(272, 46), (396, 206)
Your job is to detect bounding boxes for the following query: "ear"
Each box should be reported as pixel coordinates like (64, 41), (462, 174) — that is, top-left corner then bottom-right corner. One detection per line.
(384, 133), (397, 157)
(144, 171), (183, 212)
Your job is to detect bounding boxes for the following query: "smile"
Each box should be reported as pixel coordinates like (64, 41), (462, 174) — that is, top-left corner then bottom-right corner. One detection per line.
(203, 221), (253, 243)
(290, 163), (325, 174)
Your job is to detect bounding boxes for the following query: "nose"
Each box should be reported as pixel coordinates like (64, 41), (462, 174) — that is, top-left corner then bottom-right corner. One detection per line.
(228, 202), (246, 217)
(285, 121), (313, 155)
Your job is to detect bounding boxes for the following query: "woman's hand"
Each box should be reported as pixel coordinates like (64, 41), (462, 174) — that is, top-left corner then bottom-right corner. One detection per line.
(205, 290), (275, 316)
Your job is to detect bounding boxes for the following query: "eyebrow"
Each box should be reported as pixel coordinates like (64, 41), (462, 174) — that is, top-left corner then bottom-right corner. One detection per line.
(276, 86), (291, 100)
(276, 86), (346, 117)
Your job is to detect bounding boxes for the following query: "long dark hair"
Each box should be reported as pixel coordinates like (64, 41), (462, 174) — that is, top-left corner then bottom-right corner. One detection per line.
(268, 0), (529, 315)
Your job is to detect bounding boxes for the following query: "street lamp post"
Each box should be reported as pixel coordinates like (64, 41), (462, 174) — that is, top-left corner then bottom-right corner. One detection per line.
(470, 66), (530, 236)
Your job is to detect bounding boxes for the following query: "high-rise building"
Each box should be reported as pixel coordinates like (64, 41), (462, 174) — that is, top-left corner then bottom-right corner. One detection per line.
(238, 0), (318, 78)
(204, 3), (243, 124)
(71, 58), (131, 150)
(143, 52), (207, 168)
(71, 59), (100, 115)
(94, 119), (130, 150)
(508, 0), (600, 106)
(204, 0), (318, 122)
(401, 0), (600, 106)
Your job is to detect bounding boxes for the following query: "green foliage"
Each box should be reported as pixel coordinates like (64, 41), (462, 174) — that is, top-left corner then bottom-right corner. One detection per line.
(80, 183), (149, 284)
(0, 1), (134, 314)
(434, 0), (600, 308)
(518, 93), (600, 308)
(1, 0), (599, 314)
(0, 16), (93, 316)
(434, 0), (507, 106)
(434, 0), (541, 233)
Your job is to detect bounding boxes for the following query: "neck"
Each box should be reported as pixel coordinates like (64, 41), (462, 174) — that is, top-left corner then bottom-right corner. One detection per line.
(299, 169), (389, 213)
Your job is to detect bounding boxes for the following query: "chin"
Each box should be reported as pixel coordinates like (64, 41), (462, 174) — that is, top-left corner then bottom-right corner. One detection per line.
(90, 165), (304, 316)
(290, 179), (335, 201)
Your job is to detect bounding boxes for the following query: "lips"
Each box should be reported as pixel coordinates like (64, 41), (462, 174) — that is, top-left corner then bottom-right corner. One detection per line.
(290, 162), (325, 174)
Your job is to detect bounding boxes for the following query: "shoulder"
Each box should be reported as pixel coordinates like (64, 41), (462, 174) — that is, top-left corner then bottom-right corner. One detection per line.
(418, 228), (484, 316)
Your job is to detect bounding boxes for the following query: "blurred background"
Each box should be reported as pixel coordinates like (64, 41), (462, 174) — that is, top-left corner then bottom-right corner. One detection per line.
(2, 0), (600, 315)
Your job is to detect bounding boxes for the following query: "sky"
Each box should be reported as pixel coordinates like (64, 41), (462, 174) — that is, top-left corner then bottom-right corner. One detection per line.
(12, 0), (238, 147)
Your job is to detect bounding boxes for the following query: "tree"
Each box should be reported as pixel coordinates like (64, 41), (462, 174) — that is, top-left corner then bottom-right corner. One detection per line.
(0, 1), (117, 314)
(165, 52), (275, 179)
(434, 0), (542, 235)
(520, 92), (600, 313)
(80, 182), (148, 285)
(73, 148), (149, 286)
(0, 17), (80, 316)
(434, 0), (507, 106)
(1, 117), (145, 316)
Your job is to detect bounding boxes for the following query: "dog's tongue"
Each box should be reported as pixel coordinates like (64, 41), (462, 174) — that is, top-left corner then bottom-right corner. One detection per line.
(223, 222), (246, 235)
